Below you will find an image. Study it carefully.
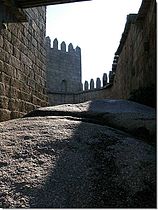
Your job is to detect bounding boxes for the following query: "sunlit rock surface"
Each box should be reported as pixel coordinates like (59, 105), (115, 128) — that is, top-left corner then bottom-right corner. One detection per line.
(0, 100), (156, 208)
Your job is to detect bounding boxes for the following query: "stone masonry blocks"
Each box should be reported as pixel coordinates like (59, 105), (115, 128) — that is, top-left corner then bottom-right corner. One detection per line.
(0, 4), (48, 122)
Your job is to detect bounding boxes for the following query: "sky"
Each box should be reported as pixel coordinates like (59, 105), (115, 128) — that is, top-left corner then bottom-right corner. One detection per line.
(46, 0), (142, 86)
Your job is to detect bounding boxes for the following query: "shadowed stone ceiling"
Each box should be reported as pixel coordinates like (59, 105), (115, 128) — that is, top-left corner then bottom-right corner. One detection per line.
(14, 0), (92, 8)
(1, 0), (91, 22)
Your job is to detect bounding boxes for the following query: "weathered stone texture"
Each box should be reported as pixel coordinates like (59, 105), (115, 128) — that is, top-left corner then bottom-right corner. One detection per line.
(112, 0), (156, 104)
(0, 4), (48, 121)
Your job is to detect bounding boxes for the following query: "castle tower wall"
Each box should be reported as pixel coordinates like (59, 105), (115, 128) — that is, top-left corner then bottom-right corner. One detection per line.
(46, 38), (82, 97)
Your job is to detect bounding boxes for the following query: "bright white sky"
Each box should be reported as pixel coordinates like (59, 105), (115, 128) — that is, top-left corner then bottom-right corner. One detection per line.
(46, 0), (142, 85)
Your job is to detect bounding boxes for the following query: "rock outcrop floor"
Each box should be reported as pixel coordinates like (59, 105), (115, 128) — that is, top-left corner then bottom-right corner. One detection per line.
(0, 99), (156, 208)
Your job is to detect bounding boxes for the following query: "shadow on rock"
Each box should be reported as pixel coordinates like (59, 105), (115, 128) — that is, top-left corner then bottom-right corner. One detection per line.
(0, 100), (156, 208)
(28, 122), (156, 208)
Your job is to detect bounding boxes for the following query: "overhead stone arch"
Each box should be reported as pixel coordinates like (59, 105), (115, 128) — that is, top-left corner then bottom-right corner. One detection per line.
(10, 0), (91, 8)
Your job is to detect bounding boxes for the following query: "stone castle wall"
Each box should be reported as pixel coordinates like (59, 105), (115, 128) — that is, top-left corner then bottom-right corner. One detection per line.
(46, 36), (112, 106)
(47, 77), (102, 105)
(47, 72), (113, 105)
(0, 3), (48, 121)
(111, 0), (156, 106)
(48, 84), (114, 105)
(46, 37), (82, 95)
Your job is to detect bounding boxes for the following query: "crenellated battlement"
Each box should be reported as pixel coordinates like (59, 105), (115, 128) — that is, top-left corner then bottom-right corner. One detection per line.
(46, 36), (82, 95)
(46, 36), (118, 94)
(46, 36), (120, 97)
(45, 36), (81, 56)
(82, 52), (119, 91)
(84, 75), (105, 91)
